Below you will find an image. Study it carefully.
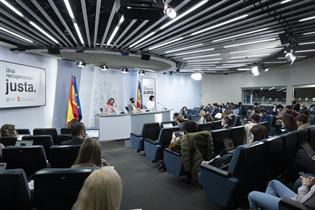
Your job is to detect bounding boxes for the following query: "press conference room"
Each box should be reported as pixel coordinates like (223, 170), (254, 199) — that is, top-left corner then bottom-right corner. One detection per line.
(0, 0), (315, 210)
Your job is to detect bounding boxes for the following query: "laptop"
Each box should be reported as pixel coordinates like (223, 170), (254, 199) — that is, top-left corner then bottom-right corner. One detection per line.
(163, 123), (173, 128)
(15, 140), (33, 147)
(17, 134), (31, 140)
(86, 129), (100, 138)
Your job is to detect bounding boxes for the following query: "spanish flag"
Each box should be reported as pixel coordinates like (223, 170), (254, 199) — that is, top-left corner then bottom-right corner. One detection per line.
(136, 81), (143, 109)
(66, 76), (82, 123)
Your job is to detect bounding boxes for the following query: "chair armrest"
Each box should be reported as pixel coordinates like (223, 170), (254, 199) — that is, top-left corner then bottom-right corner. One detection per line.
(200, 162), (230, 177)
(164, 148), (181, 157)
(279, 198), (307, 210)
(144, 138), (158, 144)
(130, 133), (141, 137)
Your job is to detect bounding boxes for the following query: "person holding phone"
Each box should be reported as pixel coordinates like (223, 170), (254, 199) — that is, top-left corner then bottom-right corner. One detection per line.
(248, 176), (315, 210)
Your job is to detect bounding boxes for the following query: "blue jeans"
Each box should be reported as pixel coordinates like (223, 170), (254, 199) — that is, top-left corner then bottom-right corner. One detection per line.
(248, 180), (297, 210)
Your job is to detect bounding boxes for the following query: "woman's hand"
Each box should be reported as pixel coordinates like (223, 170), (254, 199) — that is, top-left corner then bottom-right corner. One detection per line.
(301, 176), (315, 187)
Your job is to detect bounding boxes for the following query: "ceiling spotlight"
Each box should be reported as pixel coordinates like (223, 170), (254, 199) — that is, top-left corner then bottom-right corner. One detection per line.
(191, 72), (203, 81)
(284, 49), (296, 65)
(264, 67), (270, 72)
(176, 68), (180, 73)
(100, 64), (109, 71)
(122, 67), (129, 74)
(164, 2), (176, 19)
(139, 70), (145, 76)
(251, 66), (260, 76)
(77, 61), (86, 68)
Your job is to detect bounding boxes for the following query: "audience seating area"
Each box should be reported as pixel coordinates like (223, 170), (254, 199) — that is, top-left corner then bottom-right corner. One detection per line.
(198, 126), (315, 209)
(0, 128), (93, 210)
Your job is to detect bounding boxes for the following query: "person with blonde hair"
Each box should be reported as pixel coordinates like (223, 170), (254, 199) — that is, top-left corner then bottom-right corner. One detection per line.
(198, 110), (207, 124)
(72, 166), (123, 210)
(72, 138), (107, 168)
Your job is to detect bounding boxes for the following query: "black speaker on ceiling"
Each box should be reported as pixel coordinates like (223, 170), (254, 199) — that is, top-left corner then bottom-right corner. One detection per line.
(48, 48), (60, 54)
(279, 31), (297, 48)
(119, 0), (164, 20)
(141, 53), (151, 61)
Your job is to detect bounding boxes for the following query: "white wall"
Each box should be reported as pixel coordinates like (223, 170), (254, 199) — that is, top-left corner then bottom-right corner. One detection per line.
(79, 68), (201, 128)
(0, 46), (58, 130)
(201, 57), (315, 105)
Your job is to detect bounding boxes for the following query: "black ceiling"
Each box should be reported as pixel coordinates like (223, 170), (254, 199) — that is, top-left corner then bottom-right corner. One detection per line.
(0, 0), (315, 73)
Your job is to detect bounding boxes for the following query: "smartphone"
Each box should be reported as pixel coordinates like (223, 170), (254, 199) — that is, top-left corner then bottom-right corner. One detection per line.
(299, 172), (314, 179)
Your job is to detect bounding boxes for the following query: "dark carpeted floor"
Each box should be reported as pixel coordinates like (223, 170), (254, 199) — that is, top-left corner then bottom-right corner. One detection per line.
(101, 140), (222, 210)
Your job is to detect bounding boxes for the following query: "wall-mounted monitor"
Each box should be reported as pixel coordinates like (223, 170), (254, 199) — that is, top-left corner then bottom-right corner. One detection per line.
(0, 60), (46, 108)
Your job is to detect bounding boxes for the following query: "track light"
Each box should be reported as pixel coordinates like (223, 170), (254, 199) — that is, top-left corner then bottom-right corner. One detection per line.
(100, 64), (109, 71)
(0, 0), (24, 17)
(139, 70), (145, 76)
(164, 3), (176, 19)
(77, 61), (86, 68)
(284, 49), (296, 65)
(191, 72), (202, 81)
(0, 26), (33, 43)
(122, 67), (129, 74)
(264, 67), (270, 72)
(251, 66), (260, 76)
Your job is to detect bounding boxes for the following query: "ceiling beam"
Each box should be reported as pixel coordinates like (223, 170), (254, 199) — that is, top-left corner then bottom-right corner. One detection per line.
(93, 0), (102, 47)
(81, 0), (91, 47)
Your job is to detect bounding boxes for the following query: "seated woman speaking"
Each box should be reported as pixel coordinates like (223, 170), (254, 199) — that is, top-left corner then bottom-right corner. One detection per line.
(248, 177), (315, 210)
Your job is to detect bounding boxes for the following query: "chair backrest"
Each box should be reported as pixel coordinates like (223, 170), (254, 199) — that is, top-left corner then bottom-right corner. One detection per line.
(260, 121), (269, 127)
(142, 123), (160, 140)
(310, 115), (315, 125)
(161, 121), (176, 128)
(212, 120), (223, 130)
(48, 145), (81, 168)
(229, 126), (245, 147)
(60, 128), (72, 135)
(2, 146), (48, 178)
(33, 168), (93, 210)
(296, 128), (310, 144)
(0, 137), (17, 146)
(211, 128), (230, 155)
(158, 127), (180, 147)
(22, 135), (54, 154)
(0, 169), (32, 210)
(233, 115), (241, 126)
(282, 131), (299, 162)
(263, 136), (286, 180)
(192, 108), (200, 116)
(228, 142), (266, 196)
(33, 128), (58, 144)
(56, 134), (72, 145)
(198, 122), (212, 131)
(310, 127), (315, 150)
(16, 129), (31, 135)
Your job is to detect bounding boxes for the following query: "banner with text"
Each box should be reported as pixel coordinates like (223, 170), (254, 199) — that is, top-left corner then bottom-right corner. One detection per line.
(0, 60), (46, 108)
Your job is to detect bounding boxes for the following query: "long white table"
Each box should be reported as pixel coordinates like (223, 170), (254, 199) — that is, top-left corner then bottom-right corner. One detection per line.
(95, 109), (172, 141)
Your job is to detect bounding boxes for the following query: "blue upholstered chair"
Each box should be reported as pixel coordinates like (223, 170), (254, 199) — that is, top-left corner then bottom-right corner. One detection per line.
(144, 126), (180, 162)
(211, 128), (230, 155)
(229, 126), (245, 147)
(198, 122), (212, 131)
(163, 148), (184, 176)
(33, 168), (93, 210)
(2, 145), (48, 179)
(48, 145), (80, 168)
(0, 169), (32, 210)
(22, 135), (54, 155)
(310, 115), (315, 125)
(198, 142), (266, 208)
(130, 123), (160, 152)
